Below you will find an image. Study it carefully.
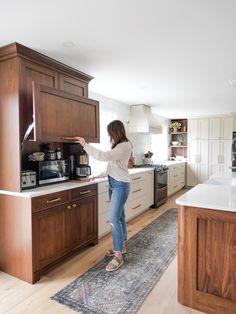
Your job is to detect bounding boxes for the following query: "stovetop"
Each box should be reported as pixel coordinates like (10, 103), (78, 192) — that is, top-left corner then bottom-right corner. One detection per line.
(135, 164), (168, 172)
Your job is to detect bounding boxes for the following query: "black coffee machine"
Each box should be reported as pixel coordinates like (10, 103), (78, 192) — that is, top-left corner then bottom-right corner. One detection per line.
(69, 145), (91, 181)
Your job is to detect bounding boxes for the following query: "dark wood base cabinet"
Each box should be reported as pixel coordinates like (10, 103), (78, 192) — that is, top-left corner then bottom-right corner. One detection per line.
(0, 184), (98, 284)
(178, 205), (236, 314)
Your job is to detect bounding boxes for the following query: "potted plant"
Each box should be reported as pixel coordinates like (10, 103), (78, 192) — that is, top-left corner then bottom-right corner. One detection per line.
(169, 122), (182, 133)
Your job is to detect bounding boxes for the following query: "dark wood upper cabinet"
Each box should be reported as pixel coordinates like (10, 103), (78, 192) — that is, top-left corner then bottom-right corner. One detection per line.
(33, 84), (100, 142)
(20, 59), (59, 140)
(0, 42), (99, 192)
(59, 74), (88, 97)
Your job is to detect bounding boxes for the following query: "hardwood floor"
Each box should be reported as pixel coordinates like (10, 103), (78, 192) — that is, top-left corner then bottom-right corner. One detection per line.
(0, 189), (204, 314)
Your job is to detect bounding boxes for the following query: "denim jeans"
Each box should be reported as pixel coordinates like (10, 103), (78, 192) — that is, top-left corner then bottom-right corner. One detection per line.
(108, 175), (130, 252)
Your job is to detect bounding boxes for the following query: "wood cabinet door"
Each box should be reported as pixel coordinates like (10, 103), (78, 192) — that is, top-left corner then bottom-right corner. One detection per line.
(59, 74), (88, 97)
(78, 195), (98, 243)
(32, 204), (67, 271)
(20, 59), (58, 140)
(33, 84), (100, 142)
(66, 195), (98, 249)
(66, 200), (82, 249)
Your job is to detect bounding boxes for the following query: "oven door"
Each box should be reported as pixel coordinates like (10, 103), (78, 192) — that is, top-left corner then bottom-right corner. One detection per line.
(156, 171), (167, 188)
(154, 185), (167, 207)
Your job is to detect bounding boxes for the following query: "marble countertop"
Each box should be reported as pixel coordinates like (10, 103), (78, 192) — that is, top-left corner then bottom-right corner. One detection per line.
(0, 167), (154, 198)
(176, 170), (236, 212)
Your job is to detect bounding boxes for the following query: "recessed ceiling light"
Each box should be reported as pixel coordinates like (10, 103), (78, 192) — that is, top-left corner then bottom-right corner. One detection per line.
(62, 41), (75, 48)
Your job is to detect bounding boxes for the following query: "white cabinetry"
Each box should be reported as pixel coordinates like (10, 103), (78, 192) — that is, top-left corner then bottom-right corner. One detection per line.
(167, 163), (186, 196)
(209, 116), (233, 140)
(188, 118), (209, 140)
(98, 170), (154, 238)
(143, 170), (154, 208)
(209, 139), (232, 176)
(187, 140), (209, 185)
(187, 116), (233, 186)
(233, 115), (236, 132)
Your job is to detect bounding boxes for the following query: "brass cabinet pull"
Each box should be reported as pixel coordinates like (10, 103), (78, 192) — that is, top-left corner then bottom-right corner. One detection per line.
(80, 190), (91, 195)
(132, 189), (142, 193)
(62, 136), (77, 141)
(132, 204), (141, 210)
(46, 197), (61, 204)
(132, 177), (141, 181)
(67, 205), (72, 209)
(72, 204), (77, 208)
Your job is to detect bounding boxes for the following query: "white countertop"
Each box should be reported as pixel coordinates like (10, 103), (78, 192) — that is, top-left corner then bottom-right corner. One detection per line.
(161, 160), (186, 166)
(0, 167), (154, 198)
(176, 170), (236, 212)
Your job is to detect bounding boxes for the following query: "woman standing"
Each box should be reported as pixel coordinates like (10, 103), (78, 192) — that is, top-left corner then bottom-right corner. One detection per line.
(75, 120), (132, 272)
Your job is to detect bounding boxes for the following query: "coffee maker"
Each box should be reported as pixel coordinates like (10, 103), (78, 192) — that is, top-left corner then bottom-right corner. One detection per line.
(69, 145), (91, 181)
(75, 149), (91, 181)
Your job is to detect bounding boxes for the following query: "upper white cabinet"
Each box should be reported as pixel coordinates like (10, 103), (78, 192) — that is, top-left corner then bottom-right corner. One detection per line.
(187, 115), (233, 187)
(188, 119), (209, 140)
(209, 116), (233, 140)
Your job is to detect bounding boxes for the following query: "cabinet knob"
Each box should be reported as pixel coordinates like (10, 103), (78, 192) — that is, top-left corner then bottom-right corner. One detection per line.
(72, 204), (77, 208)
(67, 205), (72, 209)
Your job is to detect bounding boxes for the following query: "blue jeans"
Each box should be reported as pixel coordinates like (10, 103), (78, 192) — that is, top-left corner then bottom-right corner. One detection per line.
(108, 175), (130, 252)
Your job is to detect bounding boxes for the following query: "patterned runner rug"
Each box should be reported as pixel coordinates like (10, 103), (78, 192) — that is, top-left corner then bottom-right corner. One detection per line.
(51, 208), (178, 314)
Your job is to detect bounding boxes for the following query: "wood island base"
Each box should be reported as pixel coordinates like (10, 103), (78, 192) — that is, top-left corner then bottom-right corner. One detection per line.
(178, 205), (236, 314)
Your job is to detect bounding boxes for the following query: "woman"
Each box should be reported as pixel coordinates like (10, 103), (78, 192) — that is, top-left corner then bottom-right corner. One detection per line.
(75, 120), (132, 272)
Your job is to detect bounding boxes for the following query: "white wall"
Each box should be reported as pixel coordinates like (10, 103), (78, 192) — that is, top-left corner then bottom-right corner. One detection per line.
(88, 92), (169, 171)
(89, 92), (130, 173)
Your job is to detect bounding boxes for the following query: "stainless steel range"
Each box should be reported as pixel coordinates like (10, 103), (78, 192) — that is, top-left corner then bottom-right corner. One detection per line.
(153, 164), (168, 207)
(139, 164), (168, 207)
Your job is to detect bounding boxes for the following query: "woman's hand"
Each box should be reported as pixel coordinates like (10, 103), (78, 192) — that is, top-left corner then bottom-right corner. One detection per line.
(75, 137), (87, 147)
(89, 176), (99, 181)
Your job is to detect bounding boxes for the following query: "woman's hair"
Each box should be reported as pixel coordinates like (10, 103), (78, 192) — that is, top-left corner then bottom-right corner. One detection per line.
(107, 120), (129, 148)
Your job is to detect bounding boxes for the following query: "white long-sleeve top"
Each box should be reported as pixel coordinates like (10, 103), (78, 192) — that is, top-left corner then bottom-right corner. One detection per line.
(84, 141), (132, 182)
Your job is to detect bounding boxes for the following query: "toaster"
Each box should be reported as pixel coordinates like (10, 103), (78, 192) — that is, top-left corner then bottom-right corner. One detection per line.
(21, 170), (37, 189)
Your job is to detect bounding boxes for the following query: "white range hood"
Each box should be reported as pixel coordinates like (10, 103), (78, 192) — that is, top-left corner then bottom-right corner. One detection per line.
(128, 104), (162, 134)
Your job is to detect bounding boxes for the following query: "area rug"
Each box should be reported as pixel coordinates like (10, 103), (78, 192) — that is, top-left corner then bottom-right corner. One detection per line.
(51, 208), (178, 314)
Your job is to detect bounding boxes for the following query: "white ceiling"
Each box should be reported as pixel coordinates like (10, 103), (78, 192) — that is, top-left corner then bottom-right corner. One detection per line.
(1, 0), (236, 118)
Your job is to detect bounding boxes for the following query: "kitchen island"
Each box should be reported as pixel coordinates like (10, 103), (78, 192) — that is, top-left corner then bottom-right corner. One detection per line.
(176, 172), (236, 314)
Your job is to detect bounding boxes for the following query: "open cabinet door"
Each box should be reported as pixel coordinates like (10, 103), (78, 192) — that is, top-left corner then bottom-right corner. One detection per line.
(32, 83), (100, 143)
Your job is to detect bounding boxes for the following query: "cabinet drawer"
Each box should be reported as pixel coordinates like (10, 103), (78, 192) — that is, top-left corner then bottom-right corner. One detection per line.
(98, 191), (110, 215)
(125, 195), (146, 220)
(130, 173), (145, 183)
(129, 180), (145, 201)
(71, 184), (97, 200)
(98, 181), (109, 194)
(32, 191), (70, 212)
(98, 211), (110, 237)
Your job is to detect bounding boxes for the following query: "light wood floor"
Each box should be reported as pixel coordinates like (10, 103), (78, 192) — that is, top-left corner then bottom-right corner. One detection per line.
(0, 190), (204, 314)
